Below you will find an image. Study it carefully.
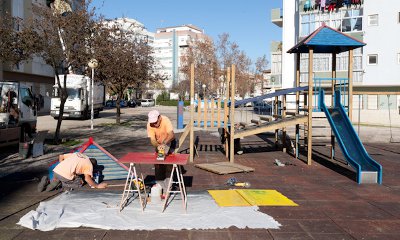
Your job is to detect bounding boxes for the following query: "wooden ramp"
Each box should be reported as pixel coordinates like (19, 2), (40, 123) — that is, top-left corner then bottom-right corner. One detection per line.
(234, 115), (308, 139)
(195, 162), (254, 175)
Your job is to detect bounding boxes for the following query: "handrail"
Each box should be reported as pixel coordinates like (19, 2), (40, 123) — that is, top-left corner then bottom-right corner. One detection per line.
(232, 86), (308, 107)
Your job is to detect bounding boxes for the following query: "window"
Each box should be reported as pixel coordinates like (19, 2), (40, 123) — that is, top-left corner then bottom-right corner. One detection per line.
(300, 9), (363, 37)
(398, 53), (400, 64)
(368, 54), (378, 65)
(368, 14), (378, 26)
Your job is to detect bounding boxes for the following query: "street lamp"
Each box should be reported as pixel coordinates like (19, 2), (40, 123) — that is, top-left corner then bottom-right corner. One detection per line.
(202, 84), (206, 99)
(88, 58), (98, 130)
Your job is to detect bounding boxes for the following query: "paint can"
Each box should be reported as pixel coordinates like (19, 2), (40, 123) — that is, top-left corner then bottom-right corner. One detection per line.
(150, 183), (162, 201)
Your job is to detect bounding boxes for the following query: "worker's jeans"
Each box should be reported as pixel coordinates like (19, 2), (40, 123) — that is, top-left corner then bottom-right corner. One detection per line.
(54, 172), (83, 189)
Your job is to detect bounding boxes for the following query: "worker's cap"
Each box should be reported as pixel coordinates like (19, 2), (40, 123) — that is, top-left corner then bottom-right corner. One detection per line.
(148, 110), (160, 123)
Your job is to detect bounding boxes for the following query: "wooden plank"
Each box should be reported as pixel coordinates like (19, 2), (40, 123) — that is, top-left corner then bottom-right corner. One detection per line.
(195, 162), (255, 175)
(260, 116), (272, 122)
(230, 65), (236, 163)
(307, 47), (313, 165)
(348, 49), (353, 121)
(234, 116), (308, 139)
(286, 111), (297, 116)
(175, 123), (191, 153)
(224, 68), (230, 159)
(204, 97), (208, 129)
(250, 119), (260, 125)
(217, 99), (221, 128)
(189, 64), (195, 162)
(210, 99), (214, 128)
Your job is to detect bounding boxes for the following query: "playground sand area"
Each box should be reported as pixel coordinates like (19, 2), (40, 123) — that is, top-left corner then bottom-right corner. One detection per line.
(1, 108), (400, 239)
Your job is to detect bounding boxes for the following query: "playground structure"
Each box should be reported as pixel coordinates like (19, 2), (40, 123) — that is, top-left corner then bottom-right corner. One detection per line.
(183, 64), (312, 165)
(179, 24), (382, 184)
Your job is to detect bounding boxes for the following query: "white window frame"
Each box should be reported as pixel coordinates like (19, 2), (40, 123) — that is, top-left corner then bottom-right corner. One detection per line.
(368, 14), (379, 26)
(367, 54), (378, 65)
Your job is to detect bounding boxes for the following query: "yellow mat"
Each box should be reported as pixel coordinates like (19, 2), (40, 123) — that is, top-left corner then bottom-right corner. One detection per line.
(208, 189), (298, 207)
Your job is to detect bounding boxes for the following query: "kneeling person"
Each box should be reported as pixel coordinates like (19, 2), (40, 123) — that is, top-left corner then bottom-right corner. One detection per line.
(39, 152), (107, 192)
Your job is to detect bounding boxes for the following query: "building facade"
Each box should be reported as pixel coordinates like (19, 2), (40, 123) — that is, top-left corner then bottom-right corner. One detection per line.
(1, 0), (55, 113)
(271, 0), (400, 126)
(153, 24), (208, 94)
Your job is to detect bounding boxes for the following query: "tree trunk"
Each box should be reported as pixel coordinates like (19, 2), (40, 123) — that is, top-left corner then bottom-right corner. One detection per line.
(54, 91), (67, 144)
(116, 97), (121, 124)
(54, 73), (67, 144)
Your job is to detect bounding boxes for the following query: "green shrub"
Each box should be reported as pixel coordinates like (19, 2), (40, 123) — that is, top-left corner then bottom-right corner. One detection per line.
(158, 100), (190, 106)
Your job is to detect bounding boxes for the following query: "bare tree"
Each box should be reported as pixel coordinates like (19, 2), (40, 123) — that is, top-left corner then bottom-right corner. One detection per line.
(94, 19), (163, 123)
(24, 1), (99, 143)
(216, 33), (253, 99)
(0, 13), (40, 72)
(255, 55), (269, 94)
(180, 37), (218, 99)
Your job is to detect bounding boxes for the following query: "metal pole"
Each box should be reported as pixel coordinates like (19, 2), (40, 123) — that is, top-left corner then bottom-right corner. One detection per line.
(91, 68), (94, 130)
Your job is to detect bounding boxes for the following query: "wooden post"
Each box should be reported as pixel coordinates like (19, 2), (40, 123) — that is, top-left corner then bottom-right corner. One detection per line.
(197, 93), (201, 128)
(189, 64), (195, 162)
(211, 99), (215, 128)
(217, 99), (221, 128)
(282, 94), (287, 153)
(307, 48), (314, 165)
(348, 49), (354, 120)
(229, 65), (236, 163)
(295, 53), (300, 159)
(204, 97), (208, 129)
(224, 68), (230, 159)
(331, 51), (337, 160)
(274, 96), (278, 148)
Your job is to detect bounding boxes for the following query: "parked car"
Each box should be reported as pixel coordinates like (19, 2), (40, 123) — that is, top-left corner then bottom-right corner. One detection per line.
(140, 99), (155, 107)
(127, 99), (137, 108)
(105, 99), (127, 108)
(253, 101), (273, 114)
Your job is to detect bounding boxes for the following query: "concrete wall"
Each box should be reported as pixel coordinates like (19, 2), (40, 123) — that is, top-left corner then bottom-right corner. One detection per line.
(363, 0), (400, 86)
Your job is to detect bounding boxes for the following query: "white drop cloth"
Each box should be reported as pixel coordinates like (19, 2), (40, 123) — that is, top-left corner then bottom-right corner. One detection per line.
(18, 191), (281, 231)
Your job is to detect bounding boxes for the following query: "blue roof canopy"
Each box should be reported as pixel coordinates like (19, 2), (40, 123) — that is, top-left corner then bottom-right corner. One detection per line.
(287, 24), (366, 54)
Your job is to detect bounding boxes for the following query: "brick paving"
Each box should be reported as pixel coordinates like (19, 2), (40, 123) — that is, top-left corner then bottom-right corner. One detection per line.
(1, 109), (400, 239)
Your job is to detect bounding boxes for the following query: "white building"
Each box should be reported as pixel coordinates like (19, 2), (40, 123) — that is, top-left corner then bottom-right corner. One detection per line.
(153, 24), (208, 92)
(271, 0), (400, 126)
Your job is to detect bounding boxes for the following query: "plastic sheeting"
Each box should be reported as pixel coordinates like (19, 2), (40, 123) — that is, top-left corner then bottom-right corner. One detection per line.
(18, 191), (281, 231)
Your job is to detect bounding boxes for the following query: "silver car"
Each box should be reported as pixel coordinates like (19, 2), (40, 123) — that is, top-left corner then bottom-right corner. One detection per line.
(140, 99), (155, 107)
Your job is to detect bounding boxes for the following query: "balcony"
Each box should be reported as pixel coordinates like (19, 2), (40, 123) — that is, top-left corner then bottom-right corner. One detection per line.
(271, 8), (283, 27)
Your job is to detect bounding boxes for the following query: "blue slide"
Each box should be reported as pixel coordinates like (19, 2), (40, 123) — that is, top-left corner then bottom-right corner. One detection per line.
(319, 90), (382, 184)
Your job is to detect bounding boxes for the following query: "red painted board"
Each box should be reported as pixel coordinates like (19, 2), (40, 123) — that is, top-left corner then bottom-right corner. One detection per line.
(119, 152), (189, 165)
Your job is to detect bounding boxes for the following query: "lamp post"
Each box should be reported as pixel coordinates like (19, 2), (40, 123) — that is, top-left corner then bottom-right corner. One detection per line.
(88, 58), (98, 130)
(202, 84), (206, 99)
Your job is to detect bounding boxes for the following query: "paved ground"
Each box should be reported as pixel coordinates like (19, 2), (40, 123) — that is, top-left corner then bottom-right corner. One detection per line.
(1, 106), (400, 239)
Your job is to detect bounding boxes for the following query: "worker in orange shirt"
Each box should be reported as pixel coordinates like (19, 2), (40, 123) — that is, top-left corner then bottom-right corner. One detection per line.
(147, 110), (176, 194)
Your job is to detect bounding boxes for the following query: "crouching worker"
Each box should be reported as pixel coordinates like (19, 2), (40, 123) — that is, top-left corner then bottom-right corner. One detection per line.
(38, 152), (108, 192)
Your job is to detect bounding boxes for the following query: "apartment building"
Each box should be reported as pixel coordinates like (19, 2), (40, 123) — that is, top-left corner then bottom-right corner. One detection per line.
(153, 24), (208, 95)
(0, 0), (55, 113)
(271, 0), (400, 126)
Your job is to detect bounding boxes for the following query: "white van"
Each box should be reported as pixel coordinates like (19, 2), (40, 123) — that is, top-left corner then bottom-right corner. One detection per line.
(140, 99), (155, 107)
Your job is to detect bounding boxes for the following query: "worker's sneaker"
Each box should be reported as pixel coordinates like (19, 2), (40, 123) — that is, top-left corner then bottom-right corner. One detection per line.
(37, 176), (49, 192)
(237, 150), (243, 155)
(45, 180), (61, 192)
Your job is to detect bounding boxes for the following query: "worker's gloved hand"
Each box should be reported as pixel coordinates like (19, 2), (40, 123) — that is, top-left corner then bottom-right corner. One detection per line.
(97, 182), (108, 189)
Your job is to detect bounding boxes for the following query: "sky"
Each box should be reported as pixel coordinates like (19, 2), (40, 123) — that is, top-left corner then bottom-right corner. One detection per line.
(90, 0), (282, 69)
